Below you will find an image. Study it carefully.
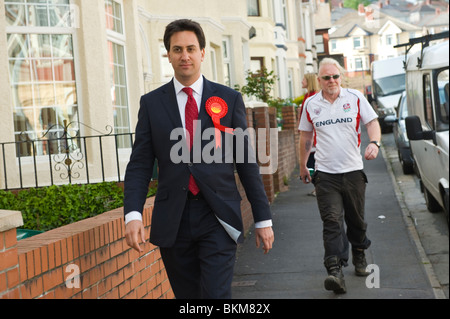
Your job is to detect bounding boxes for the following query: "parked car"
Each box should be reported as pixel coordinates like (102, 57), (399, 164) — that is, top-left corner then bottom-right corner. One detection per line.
(385, 91), (414, 174)
(403, 37), (449, 221)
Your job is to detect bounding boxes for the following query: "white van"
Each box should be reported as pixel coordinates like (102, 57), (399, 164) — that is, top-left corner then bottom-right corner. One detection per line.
(404, 38), (449, 221)
(369, 56), (406, 133)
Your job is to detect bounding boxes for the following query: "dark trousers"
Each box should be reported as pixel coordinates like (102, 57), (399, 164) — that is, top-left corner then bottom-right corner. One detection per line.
(159, 195), (237, 299)
(312, 170), (371, 265)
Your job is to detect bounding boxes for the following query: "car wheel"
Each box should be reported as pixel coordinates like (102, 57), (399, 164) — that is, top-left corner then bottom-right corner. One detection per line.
(423, 185), (442, 213)
(381, 123), (392, 134)
(398, 150), (414, 174)
(402, 162), (414, 175)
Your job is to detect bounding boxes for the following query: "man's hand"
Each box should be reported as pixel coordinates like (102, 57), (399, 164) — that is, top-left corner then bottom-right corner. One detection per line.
(125, 220), (146, 253)
(255, 227), (274, 254)
(364, 143), (379, 160)
(299, 166), (311, 184)
(365, 119), (381, 161)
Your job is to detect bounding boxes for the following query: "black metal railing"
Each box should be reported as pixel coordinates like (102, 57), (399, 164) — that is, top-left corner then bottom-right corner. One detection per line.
(0, 121), (135, 190)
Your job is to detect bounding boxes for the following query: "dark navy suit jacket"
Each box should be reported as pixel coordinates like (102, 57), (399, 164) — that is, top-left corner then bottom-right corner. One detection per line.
(124, 77), (271, 247)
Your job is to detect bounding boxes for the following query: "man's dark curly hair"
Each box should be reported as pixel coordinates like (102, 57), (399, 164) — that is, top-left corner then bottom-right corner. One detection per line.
(163, 19), (206, 51)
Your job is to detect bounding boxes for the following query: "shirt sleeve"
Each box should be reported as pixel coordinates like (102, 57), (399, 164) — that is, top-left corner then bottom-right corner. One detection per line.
(124, 211), (142, 224)
(356, 90), (378, 124)
(298, 104), (313, 131)
(255, 219), (273, 228)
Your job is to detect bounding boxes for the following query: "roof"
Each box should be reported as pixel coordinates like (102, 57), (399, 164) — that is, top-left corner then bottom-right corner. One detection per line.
(331, 1), (449, 33)
(416, 11), (450, 26)
(329, 9), (421, 39)
(409, 0), (449, 15)
(330, 6), (356, 23)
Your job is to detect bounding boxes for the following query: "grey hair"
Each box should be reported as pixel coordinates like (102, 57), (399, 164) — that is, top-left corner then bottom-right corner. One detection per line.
(319, 58), (346, 76)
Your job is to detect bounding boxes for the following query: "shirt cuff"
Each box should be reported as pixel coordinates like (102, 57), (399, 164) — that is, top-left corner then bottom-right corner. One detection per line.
(254, 219), (272, 228)
(125, 211), (142, 224)
(126, 211), (271, 229)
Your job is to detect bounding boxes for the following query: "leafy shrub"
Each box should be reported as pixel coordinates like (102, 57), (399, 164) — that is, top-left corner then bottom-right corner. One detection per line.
(0, 182), (125, 231)
(236, 68), (277, 103)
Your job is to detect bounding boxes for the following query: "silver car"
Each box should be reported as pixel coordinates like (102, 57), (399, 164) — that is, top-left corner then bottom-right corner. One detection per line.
(385, 91), (414, 174)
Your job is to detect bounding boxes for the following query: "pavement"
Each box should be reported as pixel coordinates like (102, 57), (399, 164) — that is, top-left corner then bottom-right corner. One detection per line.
(382, 132), (449, 299)
(231, 131), (445, 299)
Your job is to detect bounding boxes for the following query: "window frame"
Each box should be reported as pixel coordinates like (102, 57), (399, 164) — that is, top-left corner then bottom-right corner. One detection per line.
(433, 67), (449, 129)
(423, 73), (435, 130)
(105, 0), (132, 148)
(222, 36), (235, 88)
(353, 36), (362, 49)
(247, 0), (260, 17)
(315, 34), (324, 53)
(5, 0), (80, 157)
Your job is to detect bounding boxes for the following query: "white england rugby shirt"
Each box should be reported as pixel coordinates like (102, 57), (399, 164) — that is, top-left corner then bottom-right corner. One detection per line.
(298, 88), (378, 174)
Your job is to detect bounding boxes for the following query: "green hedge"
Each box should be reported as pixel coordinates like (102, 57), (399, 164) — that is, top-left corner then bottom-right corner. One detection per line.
(0, 182), (123, 231)
(1, 182), (158, 232)
(0, 182), (124, 231)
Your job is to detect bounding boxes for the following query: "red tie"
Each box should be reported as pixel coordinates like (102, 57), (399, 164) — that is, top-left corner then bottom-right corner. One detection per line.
(183, 87), (200, 195)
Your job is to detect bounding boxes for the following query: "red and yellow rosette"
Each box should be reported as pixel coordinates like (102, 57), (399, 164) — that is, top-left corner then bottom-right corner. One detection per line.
(205, 96), (234, 148)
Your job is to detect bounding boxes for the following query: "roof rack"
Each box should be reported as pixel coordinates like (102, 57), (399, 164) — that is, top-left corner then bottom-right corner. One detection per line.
(394, 31), (449, 69)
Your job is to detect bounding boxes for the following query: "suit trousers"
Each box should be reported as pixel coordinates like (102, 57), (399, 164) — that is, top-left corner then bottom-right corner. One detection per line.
(312, 170), (371, 265)
(159, 195), (237, 299)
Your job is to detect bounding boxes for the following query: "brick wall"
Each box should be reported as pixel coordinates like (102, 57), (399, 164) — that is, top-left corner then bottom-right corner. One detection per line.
(0, 180), (255, 299)
(0, 104), (299, 299)
(274, 130), (297, 193)
(273, 106), (299, 194)
(1, 229), (20, 297)
(252, 106), (275, 202)
(248, 105), (299, 201)
(0, 200), (174, 299)
(236, 175), (254, 235)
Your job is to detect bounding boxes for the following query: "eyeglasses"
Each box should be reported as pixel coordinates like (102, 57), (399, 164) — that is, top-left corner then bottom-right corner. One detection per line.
(320, 74), (340, 81)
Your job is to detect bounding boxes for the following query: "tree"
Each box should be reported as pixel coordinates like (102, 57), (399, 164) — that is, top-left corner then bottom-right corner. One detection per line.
(343, 0), (371, 10)
(237, 68), (277, 103)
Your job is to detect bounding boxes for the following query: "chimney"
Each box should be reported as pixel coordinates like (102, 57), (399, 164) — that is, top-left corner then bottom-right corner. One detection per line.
(339, 2), (343, 8)
(378, 1), (383, 9)
(358, 3), (365, 15)
(385, 0), (390, 6)
(426, 0), (432, 5)
(435, 7), (441, 15)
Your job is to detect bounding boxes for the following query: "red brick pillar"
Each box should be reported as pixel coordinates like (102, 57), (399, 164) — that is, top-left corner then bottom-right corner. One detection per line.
(281, 105), (296, 130)
(245, 107), (254, 129)
(282, 105), (300, 162)
(268, 107), (278, 129)
(0, 210), (23, 298)
(252, 106), (275, 203)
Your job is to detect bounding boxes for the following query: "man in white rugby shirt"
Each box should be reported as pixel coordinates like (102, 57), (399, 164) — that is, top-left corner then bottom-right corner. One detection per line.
(298, 58), (381, 294)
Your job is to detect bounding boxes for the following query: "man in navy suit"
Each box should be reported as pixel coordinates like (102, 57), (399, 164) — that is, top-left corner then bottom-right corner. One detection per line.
(124, 19), (274, 299)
